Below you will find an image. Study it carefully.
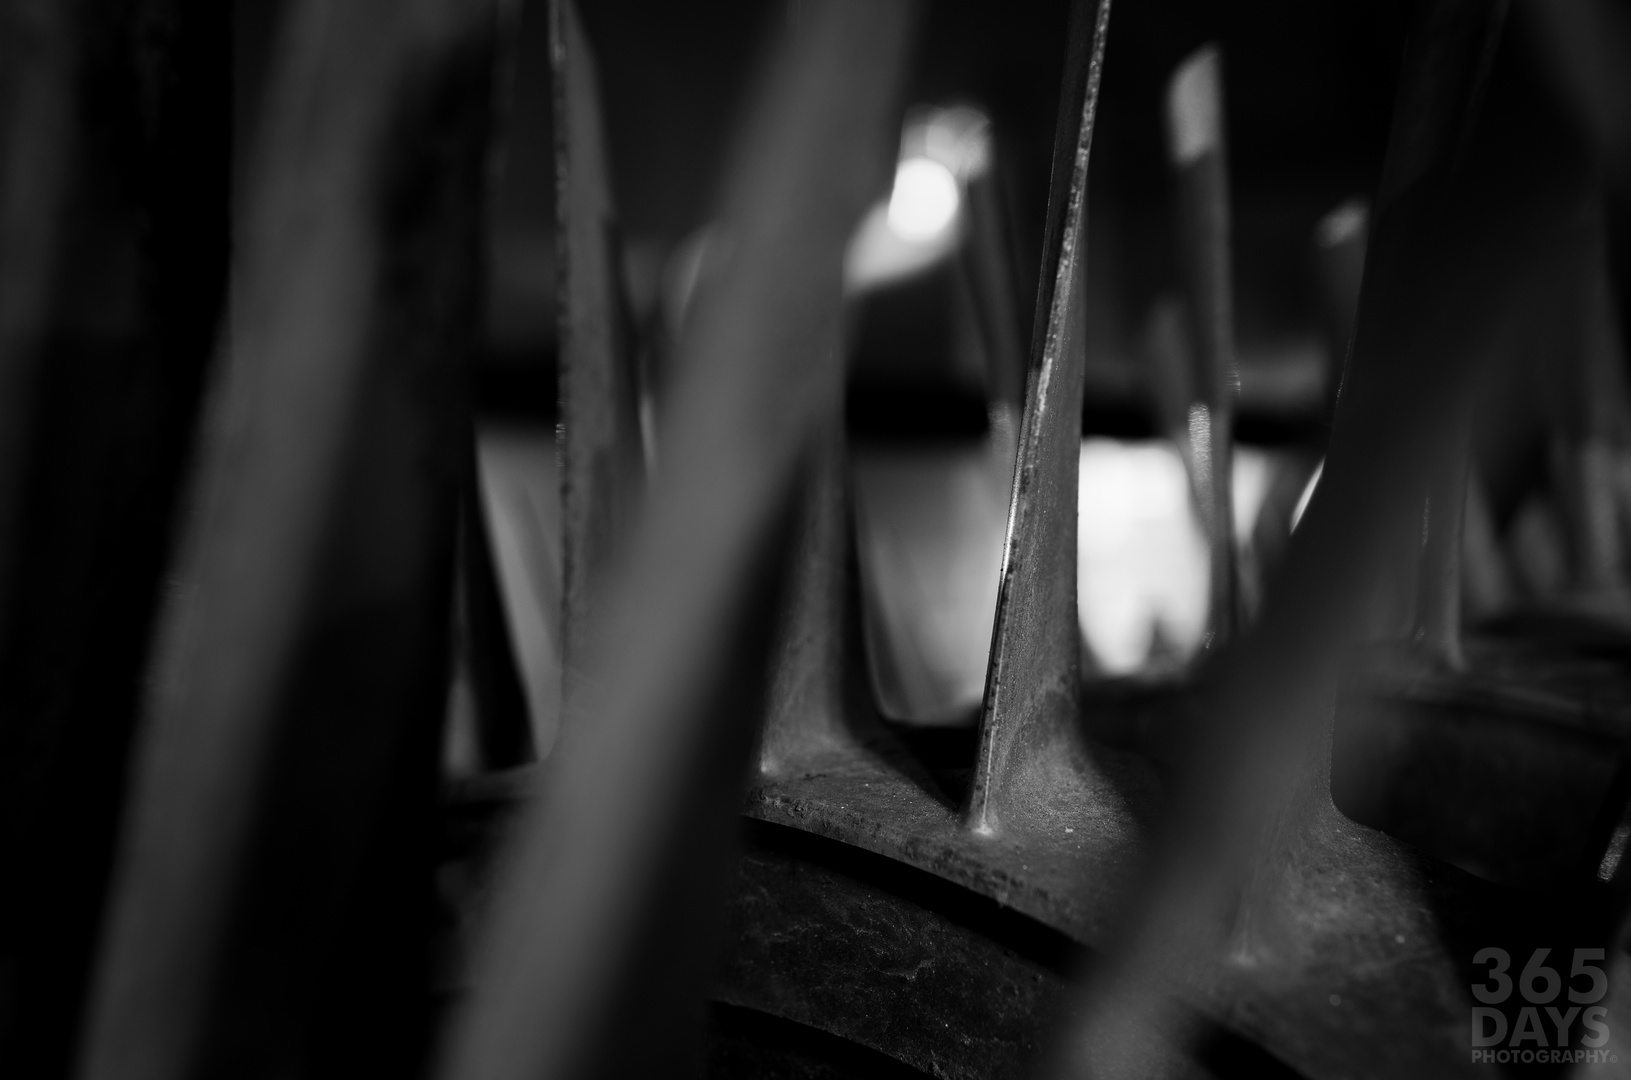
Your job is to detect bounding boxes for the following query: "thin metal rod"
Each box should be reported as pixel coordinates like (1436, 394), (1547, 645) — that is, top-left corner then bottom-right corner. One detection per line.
(966, 0), (1112, 839)
(1165, 45), (1239, 646)
(554, 0), (645, 710)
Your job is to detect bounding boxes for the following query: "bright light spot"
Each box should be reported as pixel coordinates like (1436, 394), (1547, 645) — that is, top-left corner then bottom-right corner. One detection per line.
(846, 107), (986, 293)
(844, 200), (954, 292)
(1077, 440), (1208, 674)
(1290, 459), (1324, 532)
(887, 157), (960, 242)
(1167, 47), (1222, 164)
(1076, 440), (1280, 675)
(1233, 447), (1273, 544)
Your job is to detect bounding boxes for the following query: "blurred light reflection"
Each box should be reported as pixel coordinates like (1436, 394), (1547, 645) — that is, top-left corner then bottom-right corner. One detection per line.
(1077, 438), (1273, 674)
(844, 104), (991, 293)
(887, 157), (960, 241)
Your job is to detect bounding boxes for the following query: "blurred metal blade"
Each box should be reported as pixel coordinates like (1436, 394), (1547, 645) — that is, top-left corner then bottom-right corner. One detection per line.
(437, 3), (917, 1077)
(1165, 45), (1240, 645)
(553, 0), (644, 707)
(0, 2), (230, 1074)
(759, 425), (858, 773)
(79, 1), (499, 1076)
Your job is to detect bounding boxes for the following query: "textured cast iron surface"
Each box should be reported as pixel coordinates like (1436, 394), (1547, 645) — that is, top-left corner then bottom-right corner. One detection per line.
(442, 708), (1625, 1079)
(740, 737), (1557, 1079)
(716, 824), (1072, 1080)
(748, 738), (1155, 946)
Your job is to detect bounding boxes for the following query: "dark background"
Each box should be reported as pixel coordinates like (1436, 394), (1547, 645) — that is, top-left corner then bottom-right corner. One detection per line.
(475, 0), (1414, 429)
